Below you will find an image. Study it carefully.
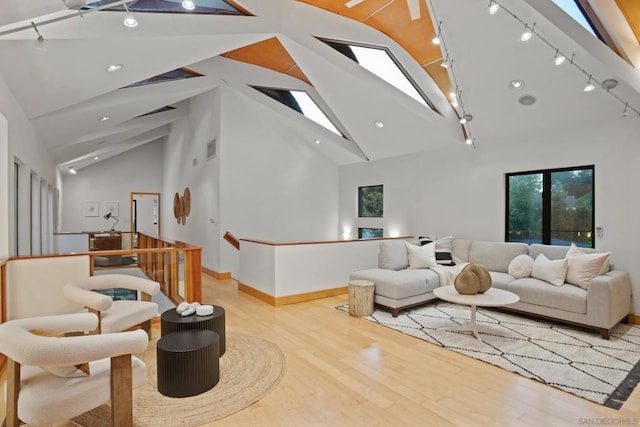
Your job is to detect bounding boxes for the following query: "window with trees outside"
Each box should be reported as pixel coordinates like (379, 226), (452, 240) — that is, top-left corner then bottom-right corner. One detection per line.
(358, 228), (383, 239)
(506, 165), (594, 248)
(358, 185), (383, 218)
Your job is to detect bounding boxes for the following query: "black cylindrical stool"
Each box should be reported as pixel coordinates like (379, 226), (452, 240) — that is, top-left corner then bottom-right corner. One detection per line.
(157, 329), (219, 398)
(161, 305), (226, 355)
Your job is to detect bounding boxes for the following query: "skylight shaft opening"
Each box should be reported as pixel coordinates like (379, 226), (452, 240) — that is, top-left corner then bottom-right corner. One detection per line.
(550, 0), (599, 38)
(290, 91), (342, 136)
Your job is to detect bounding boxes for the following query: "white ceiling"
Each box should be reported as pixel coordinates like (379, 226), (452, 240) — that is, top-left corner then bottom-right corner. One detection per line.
(1, 0), (638, 173)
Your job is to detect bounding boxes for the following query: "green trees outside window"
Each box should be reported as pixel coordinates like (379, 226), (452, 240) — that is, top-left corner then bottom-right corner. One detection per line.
(358, 185), (383, 217)
(358, 228), (383, 238)
(506, 166), (594, 248)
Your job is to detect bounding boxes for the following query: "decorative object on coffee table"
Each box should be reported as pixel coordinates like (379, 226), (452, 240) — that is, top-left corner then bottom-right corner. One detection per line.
(161, 305), (226, 355)
(348, 279), (375, 317)
(454, 263), (492, 295)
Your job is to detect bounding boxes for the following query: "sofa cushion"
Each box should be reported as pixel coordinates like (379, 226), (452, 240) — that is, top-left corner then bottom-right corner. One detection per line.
(349, 268), (439, 300)
(565, 251), (610, 289)
(489, 272), (516, 290)
(507, 278), (587, 314)
(378, 240), (409, 270)
(435, 236), (455, 266)
(452, 239), (472, 263)
(406, 242), (436, 269)
(508, 254), (534, 279)
(566, 242), (610, 276)
(531, 254), (568, 286)
(468, 241), (529, 273)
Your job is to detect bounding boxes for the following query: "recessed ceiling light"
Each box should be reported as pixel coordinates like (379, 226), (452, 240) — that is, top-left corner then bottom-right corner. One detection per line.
(509, 80), (525, 90)
(602, 79), (618, 91)
(182, 0), (196, 10)
(432, 36), (441, 45)
(315, 139), (321, 144)
(518, 95), (537, 106)
(374, 121), (384, 128)
(465, 138), (473, 145)
(94, 156), (99, 160)
(106, 64), (123, 72)
(99, 116), (110, 121)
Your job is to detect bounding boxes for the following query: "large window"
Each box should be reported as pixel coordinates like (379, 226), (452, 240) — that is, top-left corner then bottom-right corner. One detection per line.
(358, 228), (383, 239)
(506, 166), (594, 248)
(358, 185), (383, 218)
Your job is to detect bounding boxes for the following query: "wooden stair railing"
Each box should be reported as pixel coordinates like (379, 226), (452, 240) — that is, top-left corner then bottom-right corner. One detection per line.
(223, 232), (240, 250)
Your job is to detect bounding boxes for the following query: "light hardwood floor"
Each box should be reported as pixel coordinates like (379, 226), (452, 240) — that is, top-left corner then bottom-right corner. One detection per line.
(2, 273), (640, 426)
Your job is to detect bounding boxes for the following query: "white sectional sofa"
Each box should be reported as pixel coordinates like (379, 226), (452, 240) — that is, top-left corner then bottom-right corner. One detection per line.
(349, 239), (632, 339)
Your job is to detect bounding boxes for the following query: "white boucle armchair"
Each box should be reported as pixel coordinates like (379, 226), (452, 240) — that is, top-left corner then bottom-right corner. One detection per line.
(0, 313), (148, 426)
(63, 274), (161, 337)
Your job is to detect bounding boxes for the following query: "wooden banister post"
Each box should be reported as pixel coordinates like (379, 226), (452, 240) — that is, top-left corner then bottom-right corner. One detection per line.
(110, 354), (133, 426)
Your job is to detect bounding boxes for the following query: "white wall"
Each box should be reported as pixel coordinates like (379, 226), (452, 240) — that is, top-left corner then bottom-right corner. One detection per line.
(162, 83), (341, 277)
(60, 140), (163, 233)
(0, 75), (57, 256)
(339, 118), (640, 312)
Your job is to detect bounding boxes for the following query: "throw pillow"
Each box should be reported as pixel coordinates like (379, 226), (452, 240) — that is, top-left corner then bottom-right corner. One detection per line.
(417, 236), (433, 246)
(378, 240), (409, 270)
(531, 253), (568, 286)
(565, 251), (610, 289)
(405, 242), (436, 269)
(434, 236), (455, 266)
(508, 254), (534, 279)
(29, 329), (91, 377)
(566, 242), (610, 275)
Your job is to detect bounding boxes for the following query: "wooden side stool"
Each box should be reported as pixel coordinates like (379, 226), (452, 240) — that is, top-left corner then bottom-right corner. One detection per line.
(348, 280), (375, 317)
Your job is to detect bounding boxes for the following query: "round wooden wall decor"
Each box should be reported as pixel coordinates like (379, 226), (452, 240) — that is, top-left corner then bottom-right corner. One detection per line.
(174, 188), (192, 225)
(183, 187), (191, 217)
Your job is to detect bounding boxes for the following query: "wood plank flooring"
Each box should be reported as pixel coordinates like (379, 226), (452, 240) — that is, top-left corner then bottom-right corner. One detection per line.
(2, 273), (640, 426)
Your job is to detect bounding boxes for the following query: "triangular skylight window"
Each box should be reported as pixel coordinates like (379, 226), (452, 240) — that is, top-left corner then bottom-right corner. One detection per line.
(252, 87), (345, 138)
(124, 67), (203, 88)
(319, 38), (436, 112)
(135, 105), (176, 118)
(84, 0), (248, 15)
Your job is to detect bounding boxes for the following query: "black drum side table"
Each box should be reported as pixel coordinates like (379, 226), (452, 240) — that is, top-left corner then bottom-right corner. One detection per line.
(156, 329), (219, 398)
(161, 305), (226, 355)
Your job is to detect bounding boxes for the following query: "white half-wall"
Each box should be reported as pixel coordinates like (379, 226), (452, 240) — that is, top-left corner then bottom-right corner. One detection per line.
(60, 140), (163, 233)
(339, 119), (640, 312)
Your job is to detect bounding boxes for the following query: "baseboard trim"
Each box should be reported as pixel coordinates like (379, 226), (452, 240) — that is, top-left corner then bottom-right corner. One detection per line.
(627, 314), (640, 325)
(238, 282), (347, 306)
(202, 267), (232, 280)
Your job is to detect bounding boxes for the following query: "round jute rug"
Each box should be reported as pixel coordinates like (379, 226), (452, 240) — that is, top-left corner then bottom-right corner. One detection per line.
(72, 332), (286, 426)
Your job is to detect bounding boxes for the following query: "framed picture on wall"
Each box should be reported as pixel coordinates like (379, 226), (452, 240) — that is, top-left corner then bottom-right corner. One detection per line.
(85, 201), (99, 217)
(104, 201), (119, 217)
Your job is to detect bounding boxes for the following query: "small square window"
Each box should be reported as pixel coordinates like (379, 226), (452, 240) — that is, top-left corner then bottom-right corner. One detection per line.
(358, 228), (383, 239)
(358, 185), (383, 218)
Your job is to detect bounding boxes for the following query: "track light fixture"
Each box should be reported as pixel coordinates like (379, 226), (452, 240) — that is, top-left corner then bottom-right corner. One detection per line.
(553, 49), (565, 66)
(122, 2), (138, 28)
(68, 166), (77, 175)
(583, 76), (595, 92)
(488, 1), (500, 15)
(623, 104), (630, 117)
(465, 137), (474, 145)
(30, 22), (45, 43)
(432, 36), (441, 45)
(459, 114), (473, 124)
(182, 0), (196, 10)
(440, 58), (449, 68)
(520, 23), (533, 42)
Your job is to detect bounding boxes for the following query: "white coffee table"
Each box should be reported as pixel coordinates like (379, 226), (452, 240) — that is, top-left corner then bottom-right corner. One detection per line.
(432, 286), (519, 342)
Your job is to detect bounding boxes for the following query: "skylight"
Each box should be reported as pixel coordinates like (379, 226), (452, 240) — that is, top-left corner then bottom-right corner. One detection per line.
(252, 87), (344, 137)
(550, 0), (599, 38)
(84, 0), (247, 15)
(124, 67), (203, 88)
(320, 39), (436, 111)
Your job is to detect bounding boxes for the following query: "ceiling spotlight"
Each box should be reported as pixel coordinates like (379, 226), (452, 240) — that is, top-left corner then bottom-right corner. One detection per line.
(374, 121), (384, 128)
(182, 0), (196, 10)
(68, 166), (77, 175)
(488, 1), (499, 15)
(94, 156), (99, 160)
(520, 24), (533, 42)
(451, 99), (458, 108)
(518, 95), (536, 106)
(465, 138), (473, 145)
(30, 21), (45, 43)
(509, 80), (525, 90)
(450, 92), (456, 99)
(602, 78), (618, 91)
(553, 50), (566, 66)
(99, 116), (110, 121)
(123, 2), (138, 28)
(584, 77), (595, 92)
(432, 36), (441, 45)
(440, 58), (449, 68)
(459, 114), (473, 124)
(315, 139), (321, 144)
(106, 64), (123, 72)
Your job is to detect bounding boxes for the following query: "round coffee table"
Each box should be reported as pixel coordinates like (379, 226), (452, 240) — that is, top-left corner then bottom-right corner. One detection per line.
(433, 286), (519, 342)
(161, 305), (226, 355)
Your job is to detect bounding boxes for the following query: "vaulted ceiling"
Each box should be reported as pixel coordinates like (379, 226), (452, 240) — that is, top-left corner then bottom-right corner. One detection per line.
(1, 0), (639, 173)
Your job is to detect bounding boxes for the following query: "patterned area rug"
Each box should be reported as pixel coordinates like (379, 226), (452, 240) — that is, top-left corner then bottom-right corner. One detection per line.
(338, 302), (640, 409)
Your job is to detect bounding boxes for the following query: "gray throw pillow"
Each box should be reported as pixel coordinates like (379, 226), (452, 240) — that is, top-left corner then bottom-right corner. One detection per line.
(378, 240), (409, 270)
